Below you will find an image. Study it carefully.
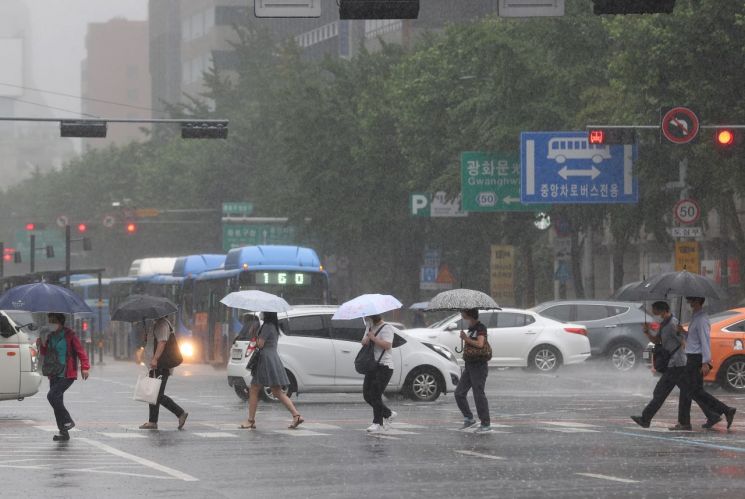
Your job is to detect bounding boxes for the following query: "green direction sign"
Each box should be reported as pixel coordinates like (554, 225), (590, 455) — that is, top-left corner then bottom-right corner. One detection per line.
(461, 152), (545, 212)
(222, 202), (254, 217)
(14, 229), (65, 259)
(222, 224), (295, 251)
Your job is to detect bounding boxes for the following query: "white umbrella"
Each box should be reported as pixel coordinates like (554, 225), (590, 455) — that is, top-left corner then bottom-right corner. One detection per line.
(409, 302), (429, 310)
(332, 294), (403, 320)
(220, 290), (291, 313)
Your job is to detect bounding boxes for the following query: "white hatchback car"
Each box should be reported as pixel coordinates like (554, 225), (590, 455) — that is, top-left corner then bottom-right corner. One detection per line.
(227, 306), (461, 402)
(404, 308), (591, 372)
(0, 310), (42, 402)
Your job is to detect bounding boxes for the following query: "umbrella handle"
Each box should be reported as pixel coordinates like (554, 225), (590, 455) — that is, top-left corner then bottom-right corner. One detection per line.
(455, 339), (464, 354)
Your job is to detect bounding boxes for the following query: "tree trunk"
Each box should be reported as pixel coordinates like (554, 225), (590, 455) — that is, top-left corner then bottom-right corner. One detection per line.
(723, 193), (745, 297)
(612, 243), (627, 291)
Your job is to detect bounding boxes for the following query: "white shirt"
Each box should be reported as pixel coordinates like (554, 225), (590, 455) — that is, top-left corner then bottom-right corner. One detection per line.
(370, 323), (395, 369)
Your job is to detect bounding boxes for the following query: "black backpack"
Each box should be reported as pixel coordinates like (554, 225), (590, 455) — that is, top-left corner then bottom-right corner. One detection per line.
(354, 325), (386, 375)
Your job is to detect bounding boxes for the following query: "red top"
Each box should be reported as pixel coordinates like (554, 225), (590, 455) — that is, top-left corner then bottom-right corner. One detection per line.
(39, 327), (90, 379)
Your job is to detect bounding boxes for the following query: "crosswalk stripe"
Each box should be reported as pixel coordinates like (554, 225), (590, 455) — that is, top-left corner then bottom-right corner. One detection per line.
(454, 450), (505, 460)
(192, 432), (238, 438)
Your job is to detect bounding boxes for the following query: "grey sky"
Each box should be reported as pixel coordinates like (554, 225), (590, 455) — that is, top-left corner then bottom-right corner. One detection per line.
(25, 0), (147, 117)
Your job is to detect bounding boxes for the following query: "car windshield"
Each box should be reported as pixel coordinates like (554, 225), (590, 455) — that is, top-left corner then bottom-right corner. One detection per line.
(428, 314), (458, 329)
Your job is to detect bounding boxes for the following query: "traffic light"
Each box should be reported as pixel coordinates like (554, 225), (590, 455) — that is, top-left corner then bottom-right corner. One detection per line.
(587, 128), (636, 145)
(339, 0), (419, 19)
(181, 121), (229, 139)
(126, 222), (137, 235)
(25, 222), (46, 231)
(60, 120), (107, 138)
(77, 223), (88, 233)
(592, 0), (675, 14)
(714, 128), (740, 156)
(45, 245), (54, 258)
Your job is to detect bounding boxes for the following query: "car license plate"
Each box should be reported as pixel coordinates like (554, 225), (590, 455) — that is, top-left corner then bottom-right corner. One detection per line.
(642, 351), (650, 360)
(231, 349), (243, 360)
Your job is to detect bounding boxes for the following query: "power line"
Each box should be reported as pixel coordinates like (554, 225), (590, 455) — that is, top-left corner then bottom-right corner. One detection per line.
(0, 81), (168, 115)
(0, 95), (100, 119)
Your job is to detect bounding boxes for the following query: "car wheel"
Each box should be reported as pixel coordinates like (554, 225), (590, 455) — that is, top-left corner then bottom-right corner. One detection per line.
(608, 342), (640, 372)
(406, 367), (443, 402)
(234, 385), (249, 401)
(259, 370), (297, 402)
(528, 345), (562, 373)
(719, 357), (745, 392)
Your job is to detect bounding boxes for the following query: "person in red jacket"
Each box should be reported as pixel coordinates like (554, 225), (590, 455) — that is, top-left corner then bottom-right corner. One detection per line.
(38, 313), (90, 441)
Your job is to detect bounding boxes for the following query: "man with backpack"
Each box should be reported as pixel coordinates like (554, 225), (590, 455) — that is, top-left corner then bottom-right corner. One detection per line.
(138, 315), (188, 430)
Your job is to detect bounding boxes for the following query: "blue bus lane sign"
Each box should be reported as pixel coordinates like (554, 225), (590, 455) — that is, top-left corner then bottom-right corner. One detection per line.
(520, 132), (638, 204)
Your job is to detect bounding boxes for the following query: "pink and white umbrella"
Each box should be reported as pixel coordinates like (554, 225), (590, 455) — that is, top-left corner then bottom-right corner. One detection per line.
(331, 294), (403, 320)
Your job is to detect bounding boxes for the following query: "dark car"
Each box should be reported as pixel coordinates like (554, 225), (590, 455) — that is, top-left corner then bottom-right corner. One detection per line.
(532, 300), (656, 371)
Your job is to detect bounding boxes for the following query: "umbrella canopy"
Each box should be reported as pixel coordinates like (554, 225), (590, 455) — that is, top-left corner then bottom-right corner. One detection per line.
(639, 270), (726, 300)
(610, 280), (666, 301)
(111, 295), (177, 322)
(409, 301), (429, 310)
(425, 288), (500, 311)
(220, 290), (291, 313)
(331, 294), (403, 320)
(0, 282), (93, 315)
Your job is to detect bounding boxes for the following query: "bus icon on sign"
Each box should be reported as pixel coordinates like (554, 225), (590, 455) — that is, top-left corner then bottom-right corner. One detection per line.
(476, 192), (497, 207)
(547, 137), (611, 164)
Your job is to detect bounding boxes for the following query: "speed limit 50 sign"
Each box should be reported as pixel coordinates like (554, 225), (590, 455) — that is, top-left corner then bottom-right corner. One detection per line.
(674, 199), (701, 225)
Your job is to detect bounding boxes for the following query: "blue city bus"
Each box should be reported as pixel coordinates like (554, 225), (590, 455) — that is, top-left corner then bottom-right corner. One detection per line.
(108, 276), (143, 359)
(190, 245), (328, 363)
(69, 277), (111, 339)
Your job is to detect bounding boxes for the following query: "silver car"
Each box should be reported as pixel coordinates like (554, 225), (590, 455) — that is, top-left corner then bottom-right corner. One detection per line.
(532, 300), (654, 371)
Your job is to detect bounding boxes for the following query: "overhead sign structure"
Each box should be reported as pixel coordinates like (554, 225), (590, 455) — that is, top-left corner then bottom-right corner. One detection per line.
(461, 152), (546, 212)
(222, 224), (295, 251)
(254, 0), (321, 18)
(661, 107), (699, 144)
(520, 132), (638, 204)
(673, 198), (701, 225)
(222, 202), (254, 218)
(675, 241), (700, 274)
(410, 192), (467, 218)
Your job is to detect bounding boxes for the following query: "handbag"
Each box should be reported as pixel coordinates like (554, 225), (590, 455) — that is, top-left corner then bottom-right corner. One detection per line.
(653, 343), (680, 373)
(354, 325), (386, 375)
(463, 337), (493, 363)
(158, 333), (183, 369)
(246, 347), (261, 374)
(133, 372), (162, 405)
(42, 334), (66, 377)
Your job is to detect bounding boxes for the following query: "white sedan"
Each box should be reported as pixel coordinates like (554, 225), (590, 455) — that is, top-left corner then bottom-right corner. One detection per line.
(404, 308), (591, 372)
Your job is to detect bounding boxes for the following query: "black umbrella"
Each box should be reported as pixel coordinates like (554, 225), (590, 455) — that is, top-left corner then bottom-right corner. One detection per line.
(111, 295), (177, 322)
(639, 270), (726, 301)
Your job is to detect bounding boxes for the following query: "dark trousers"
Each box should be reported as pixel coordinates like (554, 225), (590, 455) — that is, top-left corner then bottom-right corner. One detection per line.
(362, 365), (393, 424)
(678, 354), (730, 426)
(455, 361), (490, 425)
(48, 377), (75, 431)
(148, 369), (184, 423)
(642, 366), (689, 423)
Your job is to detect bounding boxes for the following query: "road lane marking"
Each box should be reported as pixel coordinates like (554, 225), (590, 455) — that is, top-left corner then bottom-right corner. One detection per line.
(576, 473), (639, 484)
(454, 450), (505, 460)
(616, 431), (745, 454)
(99, 433), (148, 439)
(193, 432), (238, 438)
(272, 430), (330, 436)
(33, 426), (80, 432)
(366, 434), (400, 440)
(543, 428), (600, 433)
(542, 421), (600, 428)
(79, 438), (199, 481)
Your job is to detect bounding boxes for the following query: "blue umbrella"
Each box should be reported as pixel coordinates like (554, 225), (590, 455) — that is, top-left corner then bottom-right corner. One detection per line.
(0, 283), (93, 315)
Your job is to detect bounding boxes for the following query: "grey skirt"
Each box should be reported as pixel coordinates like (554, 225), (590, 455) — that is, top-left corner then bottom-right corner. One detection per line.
(250, 348), (290, 387)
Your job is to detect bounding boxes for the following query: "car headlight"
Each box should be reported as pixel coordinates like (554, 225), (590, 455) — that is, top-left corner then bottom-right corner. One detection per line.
(179, 340), (195, 359)
(423, 343), (457, 363)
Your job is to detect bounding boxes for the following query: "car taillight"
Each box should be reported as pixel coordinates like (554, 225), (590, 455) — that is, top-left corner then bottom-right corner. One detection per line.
(29, 346), (38, 370)
(564, 327), (587, 336)
(245, 342), (256, 356)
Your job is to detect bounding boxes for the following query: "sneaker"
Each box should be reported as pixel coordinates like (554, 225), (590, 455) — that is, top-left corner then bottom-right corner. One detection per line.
(474, 424), (492, 434)
(702, 416), (722, 429)
(383, 411), (397, 429)
(668, 423), (692, 431)
(631, 416), (650, 429)
(139, 422), (158, 430)
(178, 412), (189, 430)
(62, 421), (75, 431)
(53, 431), (70, 442)
(460, 418), (477, 430)
(366, 423), (383, 433)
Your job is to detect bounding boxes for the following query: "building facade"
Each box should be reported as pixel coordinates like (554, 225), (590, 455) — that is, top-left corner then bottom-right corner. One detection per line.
(81, 18), (152, 151)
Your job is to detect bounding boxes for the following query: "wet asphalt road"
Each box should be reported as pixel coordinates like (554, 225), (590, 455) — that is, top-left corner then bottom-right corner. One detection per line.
(2, 358), (745, 499)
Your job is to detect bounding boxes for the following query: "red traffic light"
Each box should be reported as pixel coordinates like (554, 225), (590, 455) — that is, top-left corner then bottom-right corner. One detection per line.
(3, 253), (11, 262)
(25, 223), (35, 231)
(126, 223), (137, 234)
(588, 129), (605, 145)
(716, 128), (735, 146)
(77, 223), (87, 233)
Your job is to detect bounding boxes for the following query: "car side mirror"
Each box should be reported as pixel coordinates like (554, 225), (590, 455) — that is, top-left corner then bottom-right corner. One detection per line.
(445, 324), (458, 331)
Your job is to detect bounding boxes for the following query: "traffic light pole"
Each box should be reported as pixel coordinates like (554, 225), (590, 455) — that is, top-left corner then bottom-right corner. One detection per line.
(29, 234), (35, 274)
(0, 242), (3, 279)
(65, 225), (71, 288)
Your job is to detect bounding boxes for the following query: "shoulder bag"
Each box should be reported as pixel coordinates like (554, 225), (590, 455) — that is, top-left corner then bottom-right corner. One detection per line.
(354, 325), (386, 375)
(156, 320), (183, 369)
(462, 326), (492, 363)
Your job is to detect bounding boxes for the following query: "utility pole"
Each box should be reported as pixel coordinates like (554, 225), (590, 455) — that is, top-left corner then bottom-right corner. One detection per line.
(65, 224), (71, 287)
